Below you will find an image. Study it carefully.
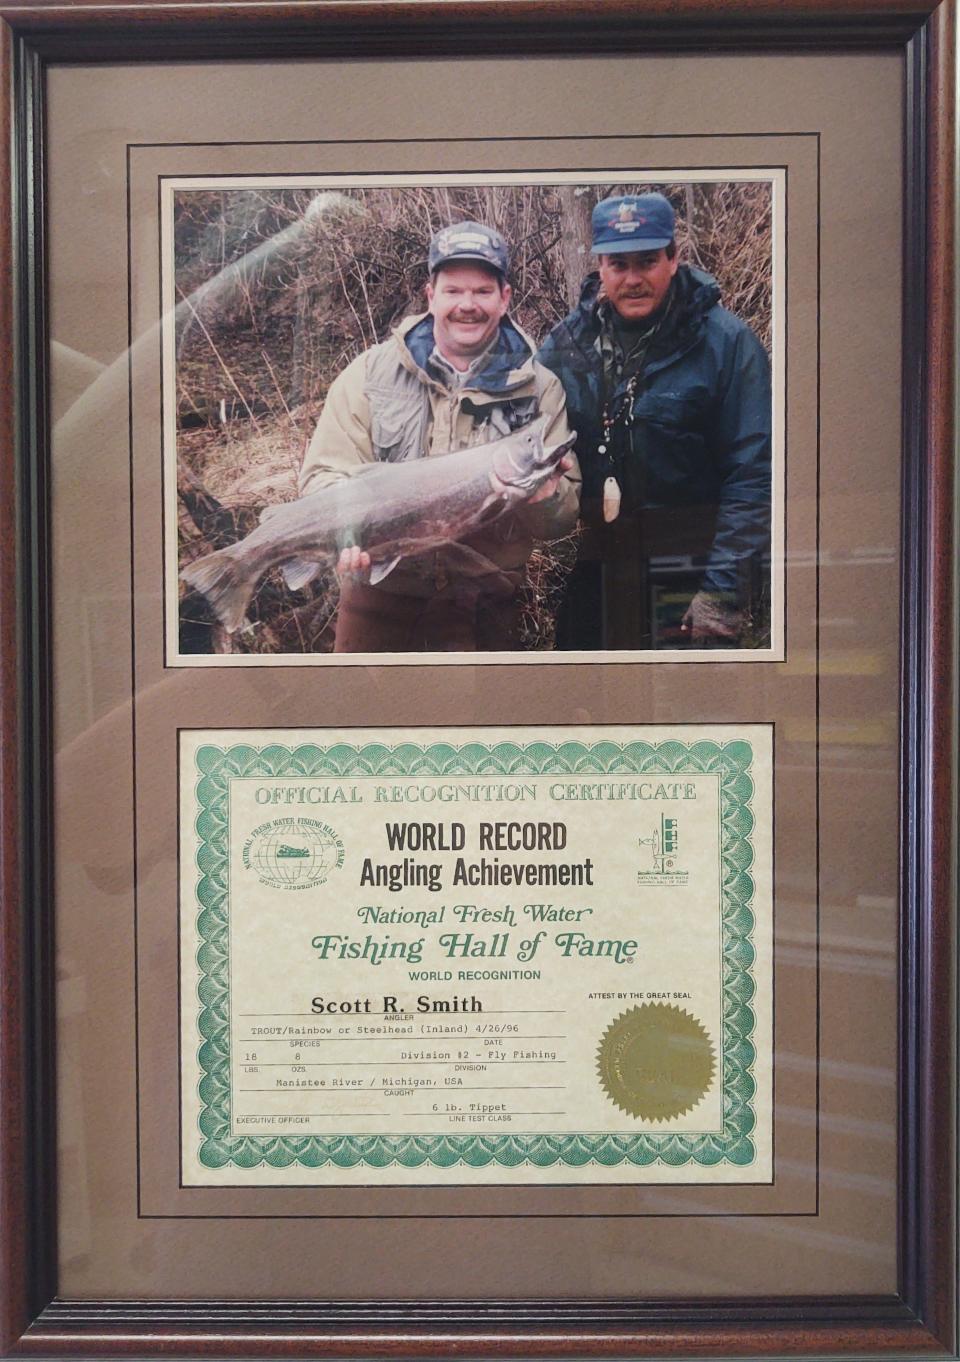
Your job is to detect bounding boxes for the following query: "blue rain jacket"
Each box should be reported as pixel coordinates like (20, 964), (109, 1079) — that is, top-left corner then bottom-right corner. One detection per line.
(536, 265), (771, 595)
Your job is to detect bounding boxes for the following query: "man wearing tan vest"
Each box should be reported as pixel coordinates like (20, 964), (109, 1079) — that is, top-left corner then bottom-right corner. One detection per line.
(300, 221), (580, 652)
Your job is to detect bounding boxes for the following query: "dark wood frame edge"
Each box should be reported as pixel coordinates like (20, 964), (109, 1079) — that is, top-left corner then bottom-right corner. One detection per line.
(0, 1), (955, 1357)
(0, 0), (944, 54)
(900, 3), (958, 1353)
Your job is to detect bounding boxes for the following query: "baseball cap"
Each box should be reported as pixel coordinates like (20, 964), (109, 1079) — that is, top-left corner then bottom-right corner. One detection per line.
(591, 193), (675, 254)
(428, 221), (509, 276)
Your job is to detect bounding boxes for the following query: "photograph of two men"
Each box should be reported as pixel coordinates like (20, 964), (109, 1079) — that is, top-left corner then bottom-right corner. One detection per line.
(169, 175), (781, 663)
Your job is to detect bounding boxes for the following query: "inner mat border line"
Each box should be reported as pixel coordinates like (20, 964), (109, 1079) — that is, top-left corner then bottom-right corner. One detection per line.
(127, 133), (819, 1220)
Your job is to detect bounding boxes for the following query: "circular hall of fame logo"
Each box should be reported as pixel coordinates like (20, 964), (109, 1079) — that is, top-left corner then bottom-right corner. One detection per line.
(242, 817), (344, 890)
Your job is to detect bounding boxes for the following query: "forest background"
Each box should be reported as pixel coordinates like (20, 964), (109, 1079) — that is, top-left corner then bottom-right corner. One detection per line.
(174, 179), (773, 655)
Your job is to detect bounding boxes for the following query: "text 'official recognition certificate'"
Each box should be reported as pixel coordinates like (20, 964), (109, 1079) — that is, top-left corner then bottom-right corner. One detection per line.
(179, 725), (773, 1185)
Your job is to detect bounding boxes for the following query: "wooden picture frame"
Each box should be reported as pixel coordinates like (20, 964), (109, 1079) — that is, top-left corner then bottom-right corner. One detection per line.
(0, 1), (955, 1356)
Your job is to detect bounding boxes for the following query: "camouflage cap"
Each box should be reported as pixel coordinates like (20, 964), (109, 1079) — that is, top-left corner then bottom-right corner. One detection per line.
(428, 221), (509, 276)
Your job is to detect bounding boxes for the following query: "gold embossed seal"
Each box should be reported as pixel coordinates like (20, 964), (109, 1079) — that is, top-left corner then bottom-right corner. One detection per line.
(597, 1003), (715, 1121)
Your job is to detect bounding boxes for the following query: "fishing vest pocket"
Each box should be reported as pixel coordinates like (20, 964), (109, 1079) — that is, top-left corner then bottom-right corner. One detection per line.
(364, 346), (430, 463)
(461, 395), (538, 437)
(369, 410), (411, 462)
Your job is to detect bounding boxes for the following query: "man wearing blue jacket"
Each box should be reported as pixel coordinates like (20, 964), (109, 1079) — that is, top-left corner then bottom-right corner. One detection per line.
(537, 192), (771, 648)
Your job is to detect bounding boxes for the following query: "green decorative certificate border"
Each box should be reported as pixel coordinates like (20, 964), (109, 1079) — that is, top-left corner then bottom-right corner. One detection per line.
(189, 738), (760, 1169)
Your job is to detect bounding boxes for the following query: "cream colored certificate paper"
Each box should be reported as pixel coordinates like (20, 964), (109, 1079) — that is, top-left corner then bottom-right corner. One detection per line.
(180, 724), (772, 1185)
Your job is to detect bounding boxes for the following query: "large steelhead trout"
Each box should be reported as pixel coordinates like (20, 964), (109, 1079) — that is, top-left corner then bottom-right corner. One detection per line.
(180, 416), (575, 633)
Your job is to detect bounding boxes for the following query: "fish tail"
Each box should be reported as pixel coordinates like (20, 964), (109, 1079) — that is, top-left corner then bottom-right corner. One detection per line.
(180, 546), (255, 633)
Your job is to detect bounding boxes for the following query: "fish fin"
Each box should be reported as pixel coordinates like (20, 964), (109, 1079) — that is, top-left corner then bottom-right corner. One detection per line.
(281, 557), (322, 592)
(180, 547), (255, 634)
(480, 490), (507, 514)
(369, 554), (403, 586)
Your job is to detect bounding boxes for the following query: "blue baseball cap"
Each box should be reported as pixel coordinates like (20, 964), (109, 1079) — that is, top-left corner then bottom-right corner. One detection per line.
(428, 221), (509, 277)
(591, 193), (675, 254)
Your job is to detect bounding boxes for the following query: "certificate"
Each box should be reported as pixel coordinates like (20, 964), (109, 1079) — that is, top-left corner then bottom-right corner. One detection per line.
(180, 724), (772, 1185)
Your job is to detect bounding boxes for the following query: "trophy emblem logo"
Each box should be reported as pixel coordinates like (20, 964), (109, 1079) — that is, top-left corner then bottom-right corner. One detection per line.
(636, 814), (689, 886)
